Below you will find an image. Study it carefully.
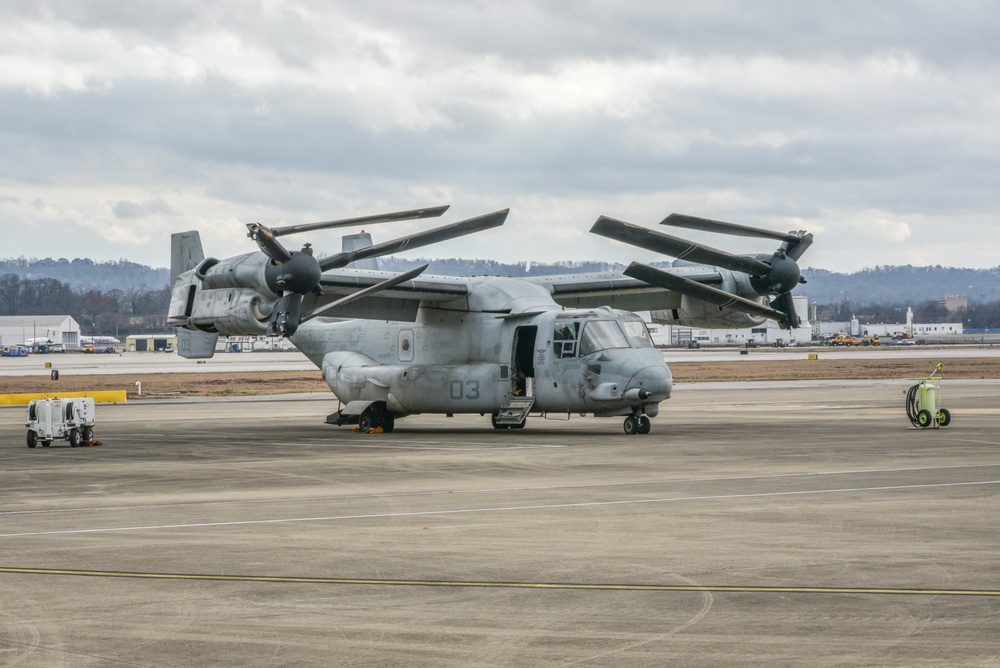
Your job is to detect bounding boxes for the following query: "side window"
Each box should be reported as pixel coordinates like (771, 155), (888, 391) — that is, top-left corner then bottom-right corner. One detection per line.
(553, 321), (580, 359)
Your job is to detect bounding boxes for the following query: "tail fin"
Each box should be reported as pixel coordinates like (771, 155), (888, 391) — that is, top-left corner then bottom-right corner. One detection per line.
(171, 231), (205, 282)
(341, 232), (378, 270)
(170, 231), (217, 359)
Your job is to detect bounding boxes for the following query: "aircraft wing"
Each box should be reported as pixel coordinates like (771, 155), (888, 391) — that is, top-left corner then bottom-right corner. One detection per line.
(308, 269), (470, 321)
(529, 266), (724, 311)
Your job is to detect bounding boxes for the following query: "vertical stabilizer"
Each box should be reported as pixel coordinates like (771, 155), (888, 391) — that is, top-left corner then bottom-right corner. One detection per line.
(172, 231), (205, 282)
(342, 232), (379, 270)
(170, 231), (218, 358)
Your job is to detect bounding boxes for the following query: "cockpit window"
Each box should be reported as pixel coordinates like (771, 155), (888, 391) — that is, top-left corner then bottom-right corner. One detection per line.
(579, 320), (630, 357)
(622, 320), (654, 348)
(553, 320), (581, 359)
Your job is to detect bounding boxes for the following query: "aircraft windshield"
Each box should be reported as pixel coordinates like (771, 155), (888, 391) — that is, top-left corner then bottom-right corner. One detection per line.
(622, 320), (654, 348)
(579, 320), (630, 356)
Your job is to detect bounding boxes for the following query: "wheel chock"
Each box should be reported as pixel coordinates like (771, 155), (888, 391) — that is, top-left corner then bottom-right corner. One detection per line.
(84, 440), (103, 447)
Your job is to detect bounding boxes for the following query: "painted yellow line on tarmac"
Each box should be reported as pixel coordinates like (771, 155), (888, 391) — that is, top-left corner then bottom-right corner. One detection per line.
(2, 567), (999, 597)
(0, 390), (127, 405)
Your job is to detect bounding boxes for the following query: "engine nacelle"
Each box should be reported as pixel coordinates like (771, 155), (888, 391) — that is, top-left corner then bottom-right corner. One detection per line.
(649, 269), (767, 328)
(168, 257), (276, 335)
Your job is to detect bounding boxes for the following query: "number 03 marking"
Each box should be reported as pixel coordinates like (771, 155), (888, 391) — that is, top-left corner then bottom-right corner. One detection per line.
(449, 380), (480, 400)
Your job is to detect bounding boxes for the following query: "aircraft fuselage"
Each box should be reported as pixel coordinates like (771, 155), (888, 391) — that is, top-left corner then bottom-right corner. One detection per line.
(291, 304), (672, 421)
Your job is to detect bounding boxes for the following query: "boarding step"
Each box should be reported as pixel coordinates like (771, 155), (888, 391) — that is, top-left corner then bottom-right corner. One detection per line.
(494, 397), (534, 425)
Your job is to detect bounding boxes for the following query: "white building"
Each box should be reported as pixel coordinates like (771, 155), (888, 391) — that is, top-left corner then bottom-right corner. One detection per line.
(644, 295), (812, 346)
(816, 307), (964, 339)
(0, 315), (81, 349)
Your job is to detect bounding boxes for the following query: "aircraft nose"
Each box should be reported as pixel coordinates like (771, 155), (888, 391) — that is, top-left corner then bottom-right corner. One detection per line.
(628, 364), (673, 400)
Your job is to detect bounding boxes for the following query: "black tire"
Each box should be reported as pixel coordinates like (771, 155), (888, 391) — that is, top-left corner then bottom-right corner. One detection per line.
(42, 441), (51, 447)
(27, 431), (37, 448)
(491, 413), (509, 430)
(638, 416), (651, 435)
(917, 409), (933, 428)
(623, 415), (638, 435)
(68, 428), (82, 448)
(510, 418), (526, 430)
(937, 408), (952, 427)
(358, 411), (373, 433)
(383, 412), (395, 433)
(82, 426), (94, 442)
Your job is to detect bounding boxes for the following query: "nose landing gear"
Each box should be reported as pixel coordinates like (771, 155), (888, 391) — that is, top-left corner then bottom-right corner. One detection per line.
(623, 410), (651, 435)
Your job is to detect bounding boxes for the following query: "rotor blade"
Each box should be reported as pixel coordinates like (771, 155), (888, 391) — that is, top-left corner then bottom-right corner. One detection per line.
(623, 262), (791, 324)
(661, 213), (805, 244)
(269, 205), (450, 238)
(301, 265), (429, 322)
(246, 223), (293, 264)
(268, 292), (304, 337)
(783, 231), (814, 262)
(769, 291), (801, 329)
(591, 216), (771, 276)
(319, 209), (509, 272)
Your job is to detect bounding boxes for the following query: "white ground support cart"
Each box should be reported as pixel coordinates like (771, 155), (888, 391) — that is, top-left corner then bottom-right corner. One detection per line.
(26, 397), (97, 448)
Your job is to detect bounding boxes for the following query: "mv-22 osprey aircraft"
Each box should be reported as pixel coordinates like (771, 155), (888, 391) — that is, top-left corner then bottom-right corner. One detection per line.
(168, 206), (811, 435)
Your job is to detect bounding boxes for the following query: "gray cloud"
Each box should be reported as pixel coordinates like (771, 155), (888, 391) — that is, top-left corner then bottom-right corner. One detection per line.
(0, 1), (998, 272)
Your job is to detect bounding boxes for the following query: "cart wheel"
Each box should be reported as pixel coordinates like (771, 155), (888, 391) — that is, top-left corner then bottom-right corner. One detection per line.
(68, 428), (82, 448)
(27, 431), (37, 448)
(937, 408), (952, 427)
(916, 409), (933, 428)
(42, 441), (51, 447)
(82, 426), (94, 442)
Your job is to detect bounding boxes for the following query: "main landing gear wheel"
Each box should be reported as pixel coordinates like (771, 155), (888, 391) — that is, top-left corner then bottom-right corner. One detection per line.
(359, 404), (394, 433)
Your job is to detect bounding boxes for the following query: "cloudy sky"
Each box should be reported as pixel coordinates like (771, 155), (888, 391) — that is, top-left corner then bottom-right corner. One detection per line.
(1, 1), (998, 272)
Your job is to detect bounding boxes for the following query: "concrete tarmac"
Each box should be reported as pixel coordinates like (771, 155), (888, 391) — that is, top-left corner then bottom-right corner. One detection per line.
(2, 381), (1000, 666)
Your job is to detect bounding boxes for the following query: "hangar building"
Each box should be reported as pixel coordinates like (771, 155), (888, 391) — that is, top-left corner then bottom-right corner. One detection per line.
(0, 315), (81, 349)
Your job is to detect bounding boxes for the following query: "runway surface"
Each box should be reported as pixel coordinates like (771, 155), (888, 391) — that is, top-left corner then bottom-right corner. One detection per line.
(2, 381), (1000, 666)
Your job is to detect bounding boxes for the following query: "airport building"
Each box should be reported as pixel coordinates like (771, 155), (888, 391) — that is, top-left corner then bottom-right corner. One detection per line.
(643, 295), (813, 347)
(0, 315), (81, 349)
(125, 334), (177, 352)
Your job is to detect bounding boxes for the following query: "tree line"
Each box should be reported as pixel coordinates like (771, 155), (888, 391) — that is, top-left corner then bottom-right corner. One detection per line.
(0, 274), (171, 336)
(5, 270), (1000, 336)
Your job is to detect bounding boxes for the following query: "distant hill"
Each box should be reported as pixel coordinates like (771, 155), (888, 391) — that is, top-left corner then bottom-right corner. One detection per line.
(379, 259), (1000, 306)
(0, 257), (170, 291)
(4, 255), (999, 305)
(800, 266), (1000, 305)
